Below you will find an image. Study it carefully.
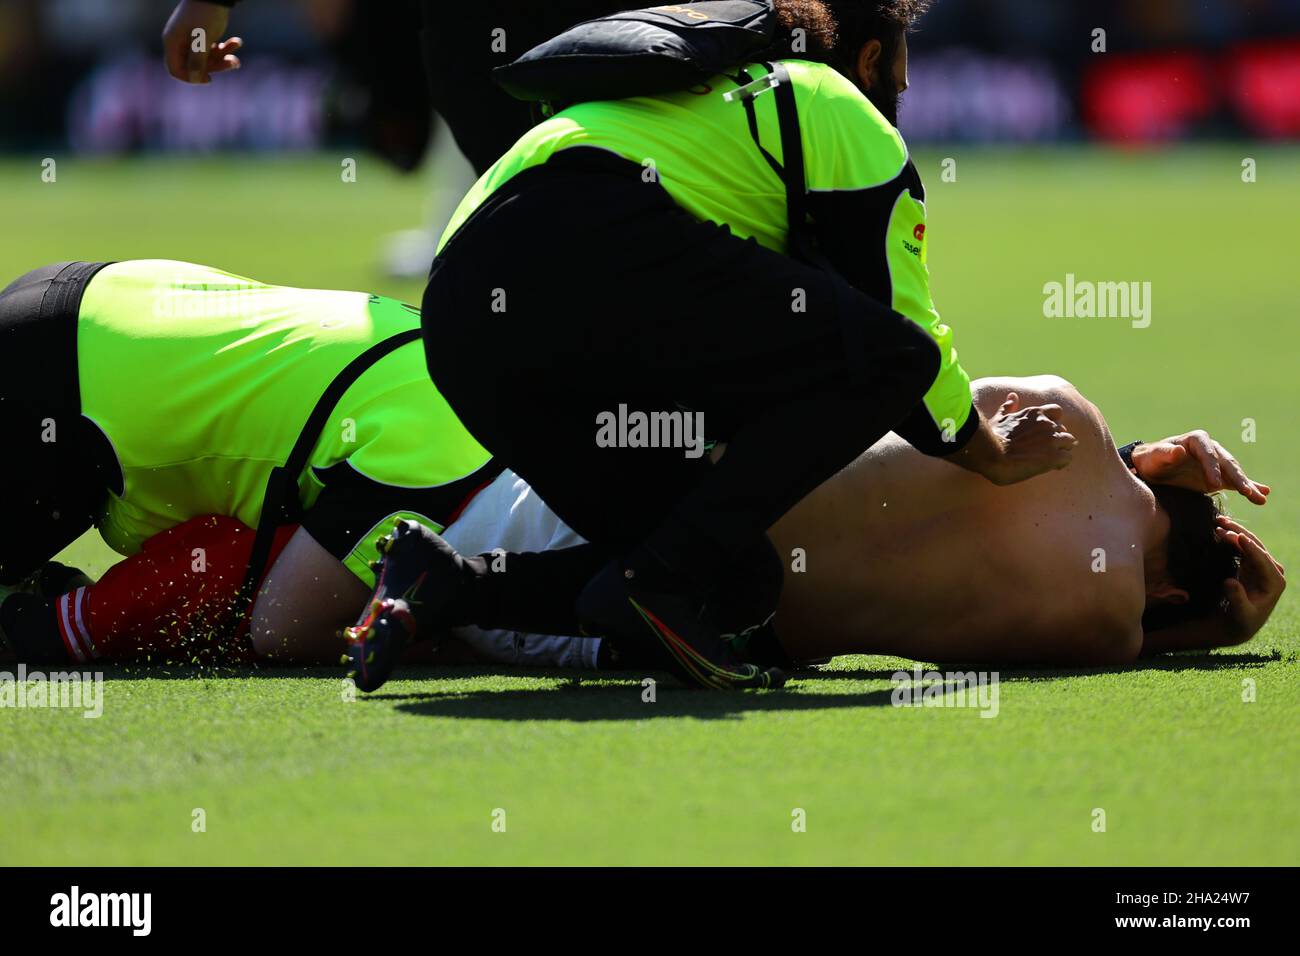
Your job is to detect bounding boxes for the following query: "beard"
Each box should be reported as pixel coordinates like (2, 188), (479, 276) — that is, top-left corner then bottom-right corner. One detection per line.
(865, 69), (901, 127)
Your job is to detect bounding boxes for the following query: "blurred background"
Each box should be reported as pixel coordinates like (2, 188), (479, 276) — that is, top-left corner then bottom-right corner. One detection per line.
(4, 0), (1300, 153)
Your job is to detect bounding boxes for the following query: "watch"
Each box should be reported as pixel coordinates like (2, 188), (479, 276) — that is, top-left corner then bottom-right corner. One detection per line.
(1118, 440), (1144, 471)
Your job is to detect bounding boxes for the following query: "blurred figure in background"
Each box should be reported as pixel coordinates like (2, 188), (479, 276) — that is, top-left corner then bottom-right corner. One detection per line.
(160, 0), (635, 276)
(0, 0), (1291, 154)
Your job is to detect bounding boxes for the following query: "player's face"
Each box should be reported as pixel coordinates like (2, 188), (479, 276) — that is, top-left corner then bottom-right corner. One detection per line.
(857, 33), (909, 128)
(894, 35), (910, 98)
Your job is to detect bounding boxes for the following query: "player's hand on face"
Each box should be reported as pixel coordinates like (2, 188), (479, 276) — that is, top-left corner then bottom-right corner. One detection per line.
(1214, 516), (1285, 641)
(982, 391), (1078, 485)
(163, 1), (242, 83)
(1132, 431), (1269, 504)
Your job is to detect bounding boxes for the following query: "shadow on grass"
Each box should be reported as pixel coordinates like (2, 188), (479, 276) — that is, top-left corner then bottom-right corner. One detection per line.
(374, 677), (900, 721)
(368, 650), (1288, 722)
(40, 649), (1284, 683)
(21, 650), (1284, 727)
(815, 650), (1283, 683)
(1002, 650), (1283, 681)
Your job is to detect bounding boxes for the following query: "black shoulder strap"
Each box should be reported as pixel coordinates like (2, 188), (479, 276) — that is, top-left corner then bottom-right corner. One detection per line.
(735, 61), (832, 270)
(768, 63), (810, 253)
(233, 327), (423, 623)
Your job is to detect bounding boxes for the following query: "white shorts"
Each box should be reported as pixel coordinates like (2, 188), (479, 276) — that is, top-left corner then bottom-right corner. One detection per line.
(439, 470), (600, 670)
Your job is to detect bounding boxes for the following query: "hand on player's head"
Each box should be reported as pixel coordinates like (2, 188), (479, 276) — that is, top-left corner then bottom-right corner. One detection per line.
(1215, 516), (1285, 640)
(1134, 431), (1269, 504)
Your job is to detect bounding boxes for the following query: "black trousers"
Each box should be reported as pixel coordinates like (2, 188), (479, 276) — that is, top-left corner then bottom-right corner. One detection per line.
(423, 149), (940, 631)
(0, 262), (116, 585)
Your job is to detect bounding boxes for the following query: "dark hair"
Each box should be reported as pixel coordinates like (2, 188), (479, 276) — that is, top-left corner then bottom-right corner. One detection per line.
(770, 0), (931, 78)
(1140, 482), (1241, 633)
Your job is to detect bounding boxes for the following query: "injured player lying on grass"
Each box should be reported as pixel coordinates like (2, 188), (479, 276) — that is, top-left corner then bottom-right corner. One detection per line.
(346, 374), (1283, 685)
(1, 376), (1282, 679)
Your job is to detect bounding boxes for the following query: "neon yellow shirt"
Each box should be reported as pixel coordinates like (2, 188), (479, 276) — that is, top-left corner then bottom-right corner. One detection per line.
(76, 260), (494, 585)
(440, 59), (973, 447)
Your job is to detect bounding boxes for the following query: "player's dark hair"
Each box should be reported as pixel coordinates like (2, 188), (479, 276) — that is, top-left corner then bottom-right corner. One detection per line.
(769, 0), (931, 79)
(1141, 482), (1241, 633)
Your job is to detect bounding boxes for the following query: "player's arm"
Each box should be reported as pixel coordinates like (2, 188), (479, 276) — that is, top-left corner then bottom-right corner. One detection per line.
(804, 154), (978, 456)
(806, 164), (1075, 482)
(801, 71), (1071, 483)
(805, 174), (1075, 484)
(1128, 431), (1270, 504)
(800, 65), (974, 455)
(162, 0), (243, 83)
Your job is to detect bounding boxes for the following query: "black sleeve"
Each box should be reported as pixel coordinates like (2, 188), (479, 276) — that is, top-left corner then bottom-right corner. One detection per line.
(891, 400), (980, 457)
(805, 162), (978, 456)
(300, 460), (502, 564)
(805, 164), (923, 301)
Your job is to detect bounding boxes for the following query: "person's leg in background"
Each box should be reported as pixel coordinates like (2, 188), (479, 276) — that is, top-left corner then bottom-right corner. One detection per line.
(417, 1), (634, 175)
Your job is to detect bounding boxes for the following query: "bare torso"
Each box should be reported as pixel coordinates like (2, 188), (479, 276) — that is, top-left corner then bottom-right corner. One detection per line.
(770, 376), (1152, 665)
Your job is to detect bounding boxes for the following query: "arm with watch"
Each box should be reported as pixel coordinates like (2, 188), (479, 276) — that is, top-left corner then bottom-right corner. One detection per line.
(1119, 432), (1269, 504)
(1118, 431), (1283, 655)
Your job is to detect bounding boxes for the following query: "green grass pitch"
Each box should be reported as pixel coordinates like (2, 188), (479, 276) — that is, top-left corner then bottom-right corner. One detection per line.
(0, 147), (1297, 865)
